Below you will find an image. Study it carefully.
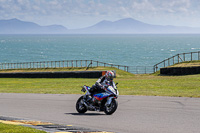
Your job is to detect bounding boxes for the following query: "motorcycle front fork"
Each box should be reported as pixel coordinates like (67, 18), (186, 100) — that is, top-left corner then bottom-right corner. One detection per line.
(105, 97), (113, 107)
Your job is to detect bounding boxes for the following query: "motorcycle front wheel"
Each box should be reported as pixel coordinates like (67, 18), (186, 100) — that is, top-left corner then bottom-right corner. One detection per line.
(76, 96), (87, 113)
(104, 99), (118, 115)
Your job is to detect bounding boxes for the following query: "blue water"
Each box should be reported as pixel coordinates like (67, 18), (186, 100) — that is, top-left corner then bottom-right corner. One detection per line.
(0, 34), (200, 66)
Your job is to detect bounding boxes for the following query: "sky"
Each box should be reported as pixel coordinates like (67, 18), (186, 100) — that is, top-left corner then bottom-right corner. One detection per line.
(1, 0), (200, 29)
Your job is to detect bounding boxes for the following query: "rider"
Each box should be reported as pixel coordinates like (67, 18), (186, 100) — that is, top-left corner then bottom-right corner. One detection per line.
(89, 71), (115, 96)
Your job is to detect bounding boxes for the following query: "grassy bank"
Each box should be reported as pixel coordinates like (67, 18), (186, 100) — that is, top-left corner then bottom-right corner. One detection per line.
(0, 67), (200, 97)
(167, 60), (200, 67)
(0, 123), (46, 133)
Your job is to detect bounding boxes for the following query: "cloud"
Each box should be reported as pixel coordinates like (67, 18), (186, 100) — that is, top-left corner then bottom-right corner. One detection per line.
(0, 0), (200, 28)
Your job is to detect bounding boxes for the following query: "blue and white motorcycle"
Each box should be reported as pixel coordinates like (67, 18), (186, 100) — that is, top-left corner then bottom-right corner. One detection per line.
(76, 82), (119, 115)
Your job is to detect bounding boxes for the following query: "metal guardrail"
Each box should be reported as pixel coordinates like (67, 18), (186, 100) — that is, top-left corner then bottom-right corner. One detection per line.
(0, 60), (153, 74)
(154, 51), (200, 72)
(1, 51), (199, 74)
(0, 60), (128, 71)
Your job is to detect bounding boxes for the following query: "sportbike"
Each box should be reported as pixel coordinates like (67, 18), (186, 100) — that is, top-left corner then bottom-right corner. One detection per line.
(76, 82), (119, 115)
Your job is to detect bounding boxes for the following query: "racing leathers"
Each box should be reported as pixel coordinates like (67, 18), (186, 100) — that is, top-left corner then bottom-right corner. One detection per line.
(90, 75), (113, 96)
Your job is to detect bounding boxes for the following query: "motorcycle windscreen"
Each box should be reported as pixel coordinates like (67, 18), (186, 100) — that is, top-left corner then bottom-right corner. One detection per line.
(93, 93), (110, 101)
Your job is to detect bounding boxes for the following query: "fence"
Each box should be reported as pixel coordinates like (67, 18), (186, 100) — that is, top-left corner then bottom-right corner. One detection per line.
(0, 60), (154, 74)
(154, 51), (200, 72)
(1, 51), (199, 74)
(0, 60), (128, 71)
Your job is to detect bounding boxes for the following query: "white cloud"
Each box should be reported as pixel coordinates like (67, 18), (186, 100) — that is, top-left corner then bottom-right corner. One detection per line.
(1, 0), (200, 28)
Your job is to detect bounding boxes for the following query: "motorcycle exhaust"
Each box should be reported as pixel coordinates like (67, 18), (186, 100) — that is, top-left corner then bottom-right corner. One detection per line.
(83, 100), (96, 111)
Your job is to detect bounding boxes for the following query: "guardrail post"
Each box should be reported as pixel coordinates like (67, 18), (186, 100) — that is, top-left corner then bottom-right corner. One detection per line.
(71, 60), (73, 67)
(155, 65), (158, 72)
(164, 60), (165, 67)
(183, 53), (185, 61)
(168, 58), (170, 66)
(47, 61), (49, 68)
(177, 54), (179, 63)
(67, 61), (69, 67)
(198, 51), (200, 60)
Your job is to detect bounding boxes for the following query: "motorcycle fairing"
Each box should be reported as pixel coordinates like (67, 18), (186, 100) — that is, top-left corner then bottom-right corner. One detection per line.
(93, 93), (110, 101)
(85, 86), (90, 90)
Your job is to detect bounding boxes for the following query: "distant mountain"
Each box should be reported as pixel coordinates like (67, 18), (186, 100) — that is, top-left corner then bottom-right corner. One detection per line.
(72, 18), (200, 34)
(0, 18), (68, 34)
(1, 18), (200, 34)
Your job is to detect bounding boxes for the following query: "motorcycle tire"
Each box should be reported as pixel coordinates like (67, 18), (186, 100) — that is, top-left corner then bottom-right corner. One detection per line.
(76, 96), (87, 113)
(104, 99), (118, 115)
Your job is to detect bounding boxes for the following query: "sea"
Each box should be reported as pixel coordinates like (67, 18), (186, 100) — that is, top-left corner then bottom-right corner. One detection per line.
(0, 34), (200, 67)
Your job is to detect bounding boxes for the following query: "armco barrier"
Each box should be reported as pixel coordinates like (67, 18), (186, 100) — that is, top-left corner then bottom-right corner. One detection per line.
(160, 66), (200, 75)
(0, 71), (109, 78)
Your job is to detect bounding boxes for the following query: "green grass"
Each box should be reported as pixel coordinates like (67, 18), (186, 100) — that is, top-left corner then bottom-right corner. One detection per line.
(0, 123), (46, 133)
(0, 67), (200, 97)
(167, 60), (200, 67)
(117, 74), (200, 97)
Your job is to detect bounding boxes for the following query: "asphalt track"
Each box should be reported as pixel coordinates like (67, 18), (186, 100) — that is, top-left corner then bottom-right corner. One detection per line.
(0, 93), (200, 133)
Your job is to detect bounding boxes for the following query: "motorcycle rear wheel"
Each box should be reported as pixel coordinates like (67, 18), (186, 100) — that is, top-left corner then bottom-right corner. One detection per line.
(76, 96), (87, 113)
(104, 99), (118, 115)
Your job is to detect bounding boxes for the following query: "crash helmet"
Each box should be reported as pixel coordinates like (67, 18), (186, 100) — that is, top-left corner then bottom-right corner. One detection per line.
(105, 71), (114, 81)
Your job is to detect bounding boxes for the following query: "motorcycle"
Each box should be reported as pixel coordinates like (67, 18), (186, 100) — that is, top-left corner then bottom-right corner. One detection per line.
(76, 82), (119, 115)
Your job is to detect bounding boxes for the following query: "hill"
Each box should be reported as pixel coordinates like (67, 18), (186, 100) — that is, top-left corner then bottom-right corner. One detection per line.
(74, 18), (200, 34)
(0, 18), (68, 34)
(1, 18), (200, 34)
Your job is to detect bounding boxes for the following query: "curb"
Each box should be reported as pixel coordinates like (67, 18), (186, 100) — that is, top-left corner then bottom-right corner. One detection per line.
(0, 116), (114, 133)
